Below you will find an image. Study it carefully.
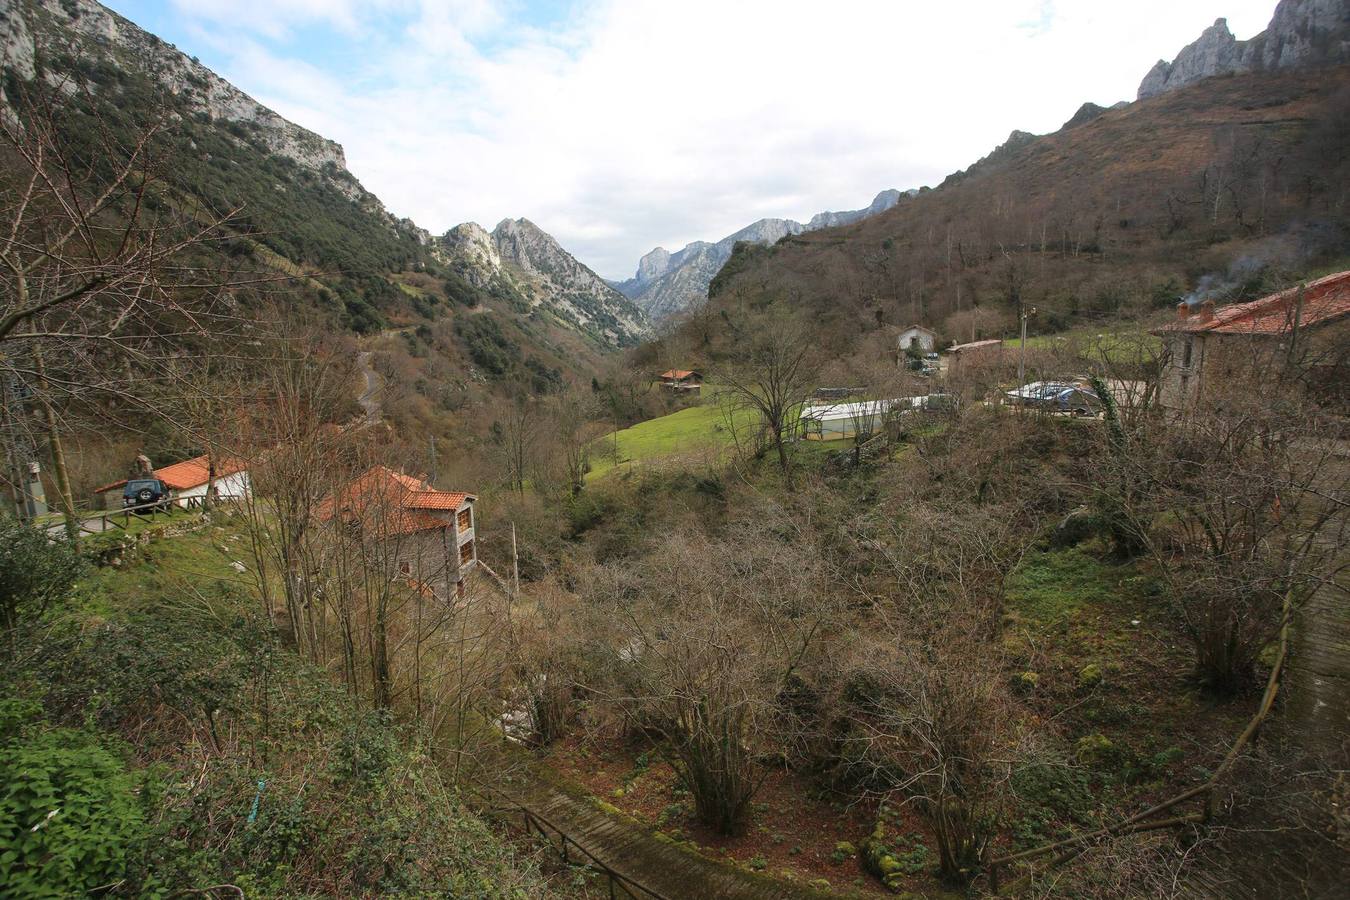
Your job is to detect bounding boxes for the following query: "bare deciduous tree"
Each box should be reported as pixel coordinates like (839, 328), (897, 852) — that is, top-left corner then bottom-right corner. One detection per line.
(582, 509), (833, 834)
(719, 313), (818, 489)
(0, 83), (247, 532)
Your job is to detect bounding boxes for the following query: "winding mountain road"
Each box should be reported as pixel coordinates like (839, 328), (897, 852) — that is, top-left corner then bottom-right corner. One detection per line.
(356, 350), (383, 425)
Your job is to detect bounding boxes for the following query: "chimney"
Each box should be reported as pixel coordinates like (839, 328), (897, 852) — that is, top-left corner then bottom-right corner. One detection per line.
(1198, 300), (1216, 323)
(1176, 301), (1191, 320)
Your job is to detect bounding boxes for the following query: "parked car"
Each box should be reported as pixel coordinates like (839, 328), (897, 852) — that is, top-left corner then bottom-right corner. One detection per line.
(1005, 381), (1074, 407)
(1051, 387), (1103, 417)
(123, 478), (172, 511)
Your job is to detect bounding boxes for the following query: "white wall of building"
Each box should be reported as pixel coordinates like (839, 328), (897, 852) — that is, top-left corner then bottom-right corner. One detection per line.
(898, 327), (936, 352)
(174, 471), (251, 508)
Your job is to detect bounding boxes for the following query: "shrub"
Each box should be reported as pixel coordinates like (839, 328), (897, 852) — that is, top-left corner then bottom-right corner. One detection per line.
(1074, 733), (1118, 767)
(0, 702), (146, 897)
(0, 515), (84, 648)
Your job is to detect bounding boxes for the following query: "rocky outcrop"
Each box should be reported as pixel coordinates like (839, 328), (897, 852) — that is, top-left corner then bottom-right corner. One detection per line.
(1138, 0), (1350, 99)
(618, 190), (911, 321)
(3, 0), (347, 171)
(439, 218), (650, 347)
(1062, 101), (1109, 130)
(442, 222), (503, 288)
(807, 189), (908, 230)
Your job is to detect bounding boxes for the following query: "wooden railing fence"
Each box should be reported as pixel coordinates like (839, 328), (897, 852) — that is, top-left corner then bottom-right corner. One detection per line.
(467, 780), (671, 900)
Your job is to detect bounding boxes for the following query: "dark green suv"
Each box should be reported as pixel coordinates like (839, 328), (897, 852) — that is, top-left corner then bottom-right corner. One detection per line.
(123, 478), (172, 511)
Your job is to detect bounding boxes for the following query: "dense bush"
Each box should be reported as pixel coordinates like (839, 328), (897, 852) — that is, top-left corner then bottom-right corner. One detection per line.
(0, 701), (147, 898)
(0, 522), (548, 896)
(0, 516), (84, 647)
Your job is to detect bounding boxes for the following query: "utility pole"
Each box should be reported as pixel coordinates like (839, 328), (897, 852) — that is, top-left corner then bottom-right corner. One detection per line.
(1, 372), (46, 521)
(1018, 306), (1037, 389)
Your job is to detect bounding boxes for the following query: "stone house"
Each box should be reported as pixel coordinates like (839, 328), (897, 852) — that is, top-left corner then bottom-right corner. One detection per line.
(1153, 270), (1350, 412)
(318, 466), (479, 601)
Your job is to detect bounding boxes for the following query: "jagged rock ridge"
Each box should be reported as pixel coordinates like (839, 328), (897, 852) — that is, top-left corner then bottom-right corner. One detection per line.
(441, 219), (649, 346)
(617, 189), (912, 321)
(1138, 0), (1350, 99)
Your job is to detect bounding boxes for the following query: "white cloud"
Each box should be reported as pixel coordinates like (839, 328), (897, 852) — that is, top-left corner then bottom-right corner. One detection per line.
(158, 0), (1280, 278)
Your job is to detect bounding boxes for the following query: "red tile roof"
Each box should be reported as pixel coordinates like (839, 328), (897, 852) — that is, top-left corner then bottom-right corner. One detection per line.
(317, 466), (474, 536)
(95, 454), (246, 493)
(660, 369), (700, 380)
(1161, 270), (1350, 335)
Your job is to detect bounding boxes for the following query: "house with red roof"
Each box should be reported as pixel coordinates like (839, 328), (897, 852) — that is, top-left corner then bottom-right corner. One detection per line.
(317, 466), (478, 598)
(658, 369), (703, 392)
(1153, 270), (1350, 411)
(95, 454), (250, 509)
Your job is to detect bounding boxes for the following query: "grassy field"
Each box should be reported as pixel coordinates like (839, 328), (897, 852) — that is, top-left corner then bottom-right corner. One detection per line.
(588, 400), (763, 480)
(1018, 326), (1161, 364)
(587, 391), (913, 480)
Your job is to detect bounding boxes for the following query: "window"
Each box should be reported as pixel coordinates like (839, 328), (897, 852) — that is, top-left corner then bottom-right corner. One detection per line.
(1182, 337), (1194, 368)
(460, 539), (474, 565)
(457, 507), (472, 531)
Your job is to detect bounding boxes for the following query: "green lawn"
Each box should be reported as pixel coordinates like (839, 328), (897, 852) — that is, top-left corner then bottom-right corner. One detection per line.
(588, 401), (762, 479)
(1019, 328), (1160, 364)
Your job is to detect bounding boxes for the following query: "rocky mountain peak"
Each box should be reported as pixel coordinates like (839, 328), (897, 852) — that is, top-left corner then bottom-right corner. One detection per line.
(617, 189), (913, 320)
(1138, 0), (1350, 99)
(442, 222), (502, 277)
(636, 247), (673, 285)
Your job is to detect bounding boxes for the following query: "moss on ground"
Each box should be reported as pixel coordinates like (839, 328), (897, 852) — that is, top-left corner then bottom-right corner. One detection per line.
(1004, 547), (1126, 625)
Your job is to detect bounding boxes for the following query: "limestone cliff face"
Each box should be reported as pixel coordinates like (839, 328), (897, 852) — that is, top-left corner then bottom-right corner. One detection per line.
(634, 247), (672, 285)
(442, 222), (503, 288)
(438, 218), (650, 347)
(2, 0), (346, 171)
(618, 190), (910, 321)
(1138, 0), (1350, 99)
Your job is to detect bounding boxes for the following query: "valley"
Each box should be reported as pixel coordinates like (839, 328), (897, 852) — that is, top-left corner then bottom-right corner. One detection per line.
(1, 0), (1347, 898)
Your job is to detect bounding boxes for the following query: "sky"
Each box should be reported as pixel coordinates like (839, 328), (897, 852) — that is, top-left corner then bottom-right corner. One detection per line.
(105, 0), (1277, 280)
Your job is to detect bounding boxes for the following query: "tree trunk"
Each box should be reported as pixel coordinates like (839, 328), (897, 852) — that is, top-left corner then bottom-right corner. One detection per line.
(33, 347), (78, 546)
(202, 455), (216, 513)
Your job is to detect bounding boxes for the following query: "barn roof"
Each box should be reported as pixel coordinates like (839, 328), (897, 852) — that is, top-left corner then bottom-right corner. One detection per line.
(1158, 270), (1350, 336)
(659, 369), (701, 380)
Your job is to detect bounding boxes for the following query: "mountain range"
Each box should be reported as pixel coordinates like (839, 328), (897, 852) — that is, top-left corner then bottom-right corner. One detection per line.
(613, 189), (913, 321)
(0, 0), (649, 353)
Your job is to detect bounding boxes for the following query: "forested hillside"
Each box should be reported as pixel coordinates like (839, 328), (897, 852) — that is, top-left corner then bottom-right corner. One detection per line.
(0, 0), (647, 474)
(691, 66), (1350, 356)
